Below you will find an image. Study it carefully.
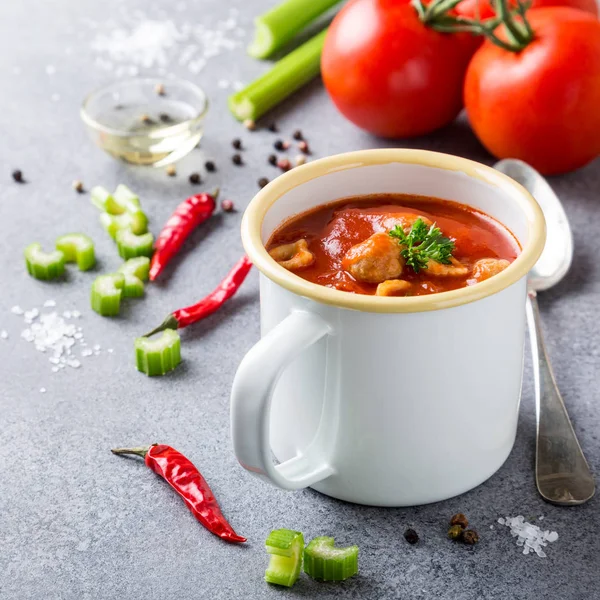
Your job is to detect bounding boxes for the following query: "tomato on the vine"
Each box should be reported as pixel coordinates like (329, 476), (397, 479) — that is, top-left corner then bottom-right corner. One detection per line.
(464, 7), (600, 175)
(456, 0), (598, 20)
(321, 0), (480, 138)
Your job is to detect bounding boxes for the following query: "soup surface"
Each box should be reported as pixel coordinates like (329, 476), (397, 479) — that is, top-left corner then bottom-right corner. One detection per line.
(266, 194), (520, 297)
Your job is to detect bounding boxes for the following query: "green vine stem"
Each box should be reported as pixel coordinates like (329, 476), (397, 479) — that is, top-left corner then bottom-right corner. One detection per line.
(410, 0), (535, 53)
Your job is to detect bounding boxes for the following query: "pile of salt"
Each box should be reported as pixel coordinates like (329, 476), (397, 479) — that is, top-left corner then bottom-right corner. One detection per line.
(497, 515), (559, 557)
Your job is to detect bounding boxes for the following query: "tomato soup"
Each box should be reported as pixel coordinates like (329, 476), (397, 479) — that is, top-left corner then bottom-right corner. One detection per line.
(266, 194), (520, 297)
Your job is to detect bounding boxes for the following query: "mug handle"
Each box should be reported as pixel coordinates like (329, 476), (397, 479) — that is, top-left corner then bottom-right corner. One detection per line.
(230, 310), (336, 490)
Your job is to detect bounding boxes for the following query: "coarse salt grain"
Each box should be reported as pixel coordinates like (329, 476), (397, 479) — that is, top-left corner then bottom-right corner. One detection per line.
(0, 330), (8, 339)
(89, 7), (243, 76)
(497, 516), (558, 557)
(13, 304), (104, 374)
(40, 388), (46, 393)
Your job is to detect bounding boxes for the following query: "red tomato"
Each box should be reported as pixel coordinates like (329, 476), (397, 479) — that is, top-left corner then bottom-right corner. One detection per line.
(457, 0), (598, 20)
(321, 0), (480, 138)
(464, 8), (600, 175)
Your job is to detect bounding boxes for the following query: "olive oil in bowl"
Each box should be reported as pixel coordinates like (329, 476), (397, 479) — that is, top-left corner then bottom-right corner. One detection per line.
(81, 78), (208, 166)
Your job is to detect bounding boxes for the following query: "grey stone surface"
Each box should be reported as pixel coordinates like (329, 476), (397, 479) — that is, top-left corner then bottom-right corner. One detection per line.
(1, 1), (599, 599)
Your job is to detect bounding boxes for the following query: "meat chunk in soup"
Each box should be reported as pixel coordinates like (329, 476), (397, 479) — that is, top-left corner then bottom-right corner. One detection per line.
(426, 257), (469, 277)
(269, 239), (315, 271)
(376, 279), (412, 296)
(342, 232), (404, 284)
(469, 258), (510, 283)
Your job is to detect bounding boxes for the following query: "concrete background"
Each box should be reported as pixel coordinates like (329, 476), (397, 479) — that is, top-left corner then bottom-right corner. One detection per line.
(0, 1), (599, 598)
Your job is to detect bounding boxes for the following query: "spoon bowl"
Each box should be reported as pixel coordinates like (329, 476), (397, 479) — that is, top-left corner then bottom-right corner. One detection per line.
(495, 159), (573, 291)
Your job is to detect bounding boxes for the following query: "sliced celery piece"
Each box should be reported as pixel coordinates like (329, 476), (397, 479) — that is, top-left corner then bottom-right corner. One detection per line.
(24, 243), (65, 280)
(94, 184), (147, 239)
(116, 230), (154, 260)
(91, 184), (141, 215)
(100, 213), (129, 239)
(122, 275), (145, 298)
(265, 529), (304, 587)
(118, 256), (150, 281)
(248, 0), (340, 59)
(100, 211), (148, 239)
(118, 257), (150, 297)
(303, 536), (358, 581)
(229, 29), (326, 121)
(135, 329), (181, 376)
(90, 273), (125, 316)
(55, 233), (96, 271)
(113, 184), (141, 213)
(91, 186), (121, 214)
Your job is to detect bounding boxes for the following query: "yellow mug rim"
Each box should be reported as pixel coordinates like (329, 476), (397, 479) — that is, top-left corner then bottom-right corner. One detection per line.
(241, 149), (546, 313)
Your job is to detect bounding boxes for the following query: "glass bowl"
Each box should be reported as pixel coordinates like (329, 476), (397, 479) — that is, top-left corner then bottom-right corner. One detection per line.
(80, 77), (209, 167)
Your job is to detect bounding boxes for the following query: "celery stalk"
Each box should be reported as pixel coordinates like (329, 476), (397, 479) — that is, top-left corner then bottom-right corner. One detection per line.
(113, 184), (141, 213)
(55, 233), (96, 271)
(101, 211), (148, 239)
(24, 243), (65, 280)
(135, 329), (181, 376)
(118, 257), (149, 298)
(116, 230), (154, 260)
(229, 28), (327, 122)
(91, 273), (125, 316)
(91, 186), (120, 214)
(303, 536), (358, 581)
(118, 257), (150, 281)
(265, 529), (305, 587)
(248, 0), (340, 59)
(121, 274), (145, 298)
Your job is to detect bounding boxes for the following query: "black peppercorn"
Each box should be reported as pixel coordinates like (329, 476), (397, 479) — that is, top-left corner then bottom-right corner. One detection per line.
(232, 154), (243, 165)
(189, 173), (201, 184)
(258, 177), (269, 188)
(232, 138), (243, 150)
(12, 169), (24, 183)
(448, 525), (464, 541)
(159, 113), (172, 123)
(404, 528), (419, 545)
(293, 129), (303, 141)
(267, 122), (278, 132)
(462, 530), (479, 545)
(450, 514), (469, 529)
(205, 160), (216, 172)
(268, 154), (277, 166)
(274, 139), (285, 151)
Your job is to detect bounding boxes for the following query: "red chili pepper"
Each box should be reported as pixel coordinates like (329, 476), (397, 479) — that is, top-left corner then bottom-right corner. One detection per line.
(111, 444), (246, 543)
(143, 255), (253, 337)
(149, 188), (219, 281)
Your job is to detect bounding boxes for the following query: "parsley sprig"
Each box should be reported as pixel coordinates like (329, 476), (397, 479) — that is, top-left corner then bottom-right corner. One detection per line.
(389, 218), (455, 273)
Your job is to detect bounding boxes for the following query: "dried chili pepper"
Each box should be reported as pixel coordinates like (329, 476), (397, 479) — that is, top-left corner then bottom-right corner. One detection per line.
(149, 188), (218, 281)
(144, 254), (253, 336)
(111, 444), (246, 543)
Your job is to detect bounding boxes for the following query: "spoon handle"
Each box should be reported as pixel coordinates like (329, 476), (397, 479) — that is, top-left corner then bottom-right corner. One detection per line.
(526, 292), (595, 505)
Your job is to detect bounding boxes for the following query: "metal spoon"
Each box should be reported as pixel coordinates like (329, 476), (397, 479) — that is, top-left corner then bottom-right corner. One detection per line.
(495, 159), (594, 505)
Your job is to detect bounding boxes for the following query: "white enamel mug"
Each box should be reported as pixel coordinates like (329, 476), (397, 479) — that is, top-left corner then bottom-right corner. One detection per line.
(231, 149), (545, 507)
